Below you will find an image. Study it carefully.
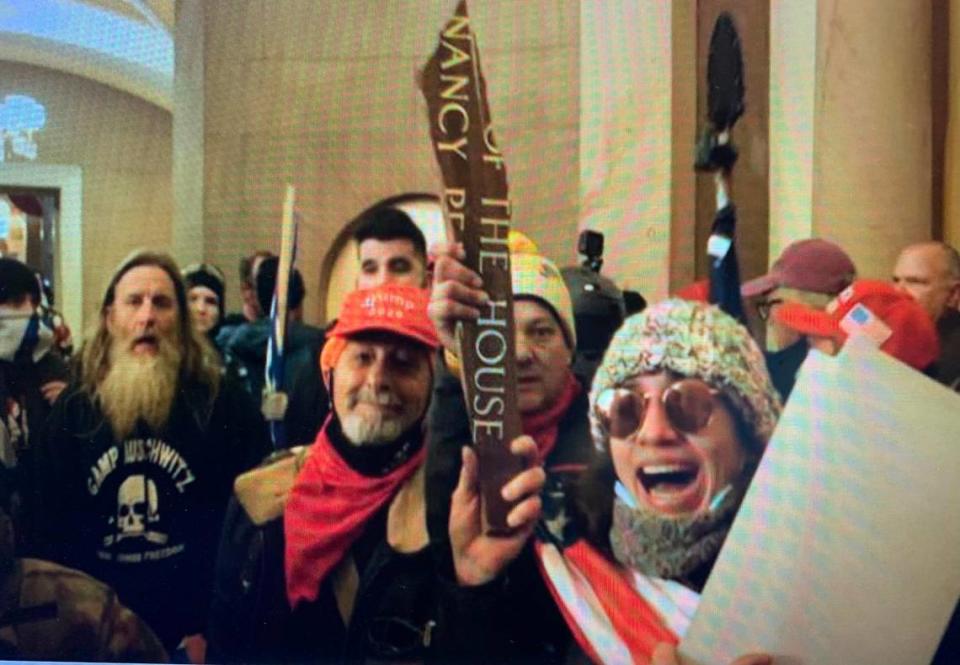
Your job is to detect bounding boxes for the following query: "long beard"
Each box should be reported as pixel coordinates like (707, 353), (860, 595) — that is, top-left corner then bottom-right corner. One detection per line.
(609, 479), (748, 582)
(98, 336), (181, 440)
(340, 386), (411, 446)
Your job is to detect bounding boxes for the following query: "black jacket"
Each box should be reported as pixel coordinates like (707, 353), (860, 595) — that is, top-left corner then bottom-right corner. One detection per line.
(0, 352), (68, 461)
(0, 351), (69, 549)
(208, 435), (437, 664)
(935, 309), (960, 390)
(763, 338), (809, 403)
(0, 557), (168, 661)
(424, 360), (597, 664)
(30, 375), (269, 650)
(218, 318), (328, 447)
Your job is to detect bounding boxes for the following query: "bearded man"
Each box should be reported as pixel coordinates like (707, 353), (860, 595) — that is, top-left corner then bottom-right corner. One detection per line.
(208, 283), (440, 664)
(31, 251), (270, 654)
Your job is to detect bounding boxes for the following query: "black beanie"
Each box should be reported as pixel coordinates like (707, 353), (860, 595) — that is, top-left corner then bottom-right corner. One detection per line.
(183, 264), (226, 324)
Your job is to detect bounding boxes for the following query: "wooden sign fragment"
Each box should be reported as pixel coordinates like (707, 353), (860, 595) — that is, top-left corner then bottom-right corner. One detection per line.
(420, 0), (524, 534)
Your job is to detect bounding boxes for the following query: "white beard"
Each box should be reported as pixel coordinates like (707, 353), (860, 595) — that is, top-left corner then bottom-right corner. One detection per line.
(340, 386), (412, 446)
(340, 412), (406, 446)
(98, 336), (181, 440)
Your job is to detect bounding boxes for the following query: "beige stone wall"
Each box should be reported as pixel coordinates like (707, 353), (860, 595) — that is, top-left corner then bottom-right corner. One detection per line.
(202, 0), (579, 325)
(670, 0), (698, 293)
(579, 0), (675, 301)
(0, 60), (173, 329)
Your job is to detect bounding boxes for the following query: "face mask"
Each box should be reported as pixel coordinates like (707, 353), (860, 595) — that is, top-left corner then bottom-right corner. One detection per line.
(0, 309), (54, 363)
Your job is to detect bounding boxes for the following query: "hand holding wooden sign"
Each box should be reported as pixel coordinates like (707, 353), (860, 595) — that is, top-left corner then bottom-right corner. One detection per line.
(421, 0), (525, 535)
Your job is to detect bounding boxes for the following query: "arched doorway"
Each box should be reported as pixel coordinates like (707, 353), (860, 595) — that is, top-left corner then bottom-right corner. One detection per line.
(319, 193), (445, 323)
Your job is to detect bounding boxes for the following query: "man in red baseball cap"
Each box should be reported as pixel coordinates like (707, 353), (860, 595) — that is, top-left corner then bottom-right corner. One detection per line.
(773, 279), (939, 372)
(740, 238), (857, 400)
(741, 238), (857, 301)
(209, 283), (442, 663)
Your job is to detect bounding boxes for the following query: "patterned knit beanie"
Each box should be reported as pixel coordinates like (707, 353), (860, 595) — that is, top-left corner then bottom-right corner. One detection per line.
(589, 299), (781, 452)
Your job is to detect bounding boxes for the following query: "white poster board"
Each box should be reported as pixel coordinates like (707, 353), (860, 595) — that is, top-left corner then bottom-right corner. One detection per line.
(681, 339), (960, 665)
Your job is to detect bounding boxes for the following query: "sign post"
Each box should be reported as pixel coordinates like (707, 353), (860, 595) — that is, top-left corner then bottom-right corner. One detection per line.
(421, 1), (524, 534)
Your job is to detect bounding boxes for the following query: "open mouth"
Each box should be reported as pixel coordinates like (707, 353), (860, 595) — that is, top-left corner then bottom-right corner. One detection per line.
(637, 463), (706, 514)
(132, 335), (159, 353)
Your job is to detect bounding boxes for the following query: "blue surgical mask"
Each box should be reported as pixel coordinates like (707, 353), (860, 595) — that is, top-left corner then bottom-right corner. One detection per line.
(614, 480), (638, 508)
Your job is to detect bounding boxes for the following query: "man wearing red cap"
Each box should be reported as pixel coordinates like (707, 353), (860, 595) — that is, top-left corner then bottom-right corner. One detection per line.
(207, 283), (441, 664)
(741, 238), (857, 400)
(772, 279), (939, 372)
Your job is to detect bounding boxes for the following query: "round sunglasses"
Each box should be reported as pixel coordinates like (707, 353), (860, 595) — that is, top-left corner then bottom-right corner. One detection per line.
(594, 378), (720, 439)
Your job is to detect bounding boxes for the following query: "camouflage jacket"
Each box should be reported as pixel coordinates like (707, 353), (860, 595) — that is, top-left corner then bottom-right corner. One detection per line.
(0, 557), (167, 661)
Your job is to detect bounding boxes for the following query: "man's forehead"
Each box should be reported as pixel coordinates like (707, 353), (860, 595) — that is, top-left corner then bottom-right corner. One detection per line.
(344, 330), (425, 352)
(898, 245), (949, 274)
(514, 298), (557, 325)
(358, 237), (419, 261)
(768, 286), (816, 302)
(115, 265), (176, 296)
(189, 285), (220, 300)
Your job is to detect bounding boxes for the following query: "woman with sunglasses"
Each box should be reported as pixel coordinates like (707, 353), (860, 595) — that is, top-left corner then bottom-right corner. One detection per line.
(436, 298), (779, 664)
(555, 298), (781, 664)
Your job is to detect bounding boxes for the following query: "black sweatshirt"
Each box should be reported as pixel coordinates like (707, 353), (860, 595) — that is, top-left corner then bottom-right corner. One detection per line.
(29, 375), (269, 650)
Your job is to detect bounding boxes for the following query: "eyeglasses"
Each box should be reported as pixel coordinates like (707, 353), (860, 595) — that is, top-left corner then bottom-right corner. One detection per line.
(755, 298), (784, 322)
(594, 379), (719, 439)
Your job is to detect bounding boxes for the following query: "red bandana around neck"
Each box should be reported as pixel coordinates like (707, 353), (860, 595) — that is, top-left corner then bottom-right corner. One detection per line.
(284, 418), (426, 608)
(521, 370), (581, 462)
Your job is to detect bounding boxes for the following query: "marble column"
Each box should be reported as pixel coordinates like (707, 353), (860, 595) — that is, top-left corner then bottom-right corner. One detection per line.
(812, 0), (932, 278)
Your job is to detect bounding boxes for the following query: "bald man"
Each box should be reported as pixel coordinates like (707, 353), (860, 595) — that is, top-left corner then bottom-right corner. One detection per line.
(893, 241), (960, 388)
